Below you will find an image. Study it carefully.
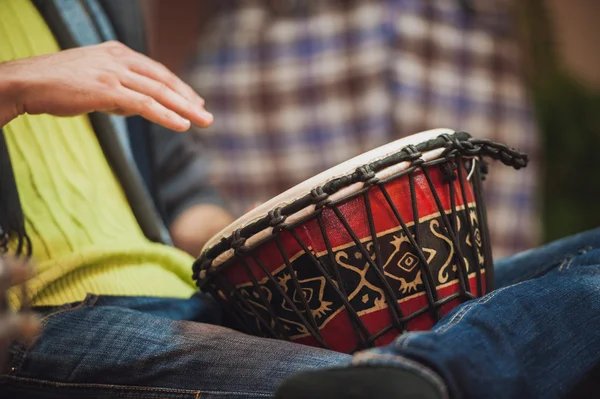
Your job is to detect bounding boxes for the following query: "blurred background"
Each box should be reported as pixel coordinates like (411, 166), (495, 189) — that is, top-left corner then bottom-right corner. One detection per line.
(143, 0), (599, 255)
(517, 1), (600, 242)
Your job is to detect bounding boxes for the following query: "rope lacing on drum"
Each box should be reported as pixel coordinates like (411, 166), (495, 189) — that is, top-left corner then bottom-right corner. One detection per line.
(268, 207), (287, 233)
(437, 137), (459, 182)
(193, 130), (529, 287)
(403, 144), (422, 160)
(470, 139), (528, 170)
(355, 165), (379, 186)
(440, 133), (468, 157)
(437, 132), (528, 170)
(441, 161), (458, 183)
(231, 229), (248, 254)
(311, 187), (331, 209)
(404, 145), (425, 168)
(478, 158), (489, 180)
(194, 256), (213, 283)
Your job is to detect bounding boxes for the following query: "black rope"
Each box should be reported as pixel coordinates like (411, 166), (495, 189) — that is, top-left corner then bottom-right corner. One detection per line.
(289, 227), (371, 348)
(238, 256), (290, 340)
(363, 189), (406, 333)
(421, 166), (471, 300)
(456, 159), (484, 296)
(251, 250), (330, 348)
(193, 131), (527, 279)
(473, 162), (495, 290)
(195, 131), (527, 352)
(273, 235), (328, 345)
(377, 183), (442, 322)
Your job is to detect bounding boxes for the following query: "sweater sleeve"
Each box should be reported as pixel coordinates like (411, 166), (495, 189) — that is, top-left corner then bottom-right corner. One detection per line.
(151, 124), (228, 228)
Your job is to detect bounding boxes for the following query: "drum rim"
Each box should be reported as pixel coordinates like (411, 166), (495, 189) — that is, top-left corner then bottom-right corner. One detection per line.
(197, 130), (474, 272)
(204, 128), (454, 249)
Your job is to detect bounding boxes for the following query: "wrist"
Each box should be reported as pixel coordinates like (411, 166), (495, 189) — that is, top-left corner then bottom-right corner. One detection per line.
(0, 61), (26, 127)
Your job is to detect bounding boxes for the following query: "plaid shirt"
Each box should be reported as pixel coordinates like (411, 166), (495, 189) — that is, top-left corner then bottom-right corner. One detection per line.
(188, 0), (540, 259)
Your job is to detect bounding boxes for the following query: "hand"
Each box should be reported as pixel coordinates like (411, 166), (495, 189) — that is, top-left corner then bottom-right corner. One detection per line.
(170, 204), (235, 257)
(0, 257), (39, 367)
(0, 41), (213, 131)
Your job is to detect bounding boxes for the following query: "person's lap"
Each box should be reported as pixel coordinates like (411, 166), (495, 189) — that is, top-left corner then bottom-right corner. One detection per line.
(0, 294), (350, 399)
(342, 227), (600, 398)
(494, 227), (600, 289)
(4, 228), (600, 399)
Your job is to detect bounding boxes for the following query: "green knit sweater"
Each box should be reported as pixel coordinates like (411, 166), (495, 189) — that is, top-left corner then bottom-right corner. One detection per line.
(1, 0), (196, 308)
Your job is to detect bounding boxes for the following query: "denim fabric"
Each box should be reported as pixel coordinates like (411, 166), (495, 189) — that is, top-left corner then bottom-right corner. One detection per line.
(3, 229), (600, 398)
(351, 227), (600, 398)
(0, 293), (349, 398)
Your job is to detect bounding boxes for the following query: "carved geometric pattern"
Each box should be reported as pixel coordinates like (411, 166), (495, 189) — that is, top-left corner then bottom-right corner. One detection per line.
(237, 208), (484, 338)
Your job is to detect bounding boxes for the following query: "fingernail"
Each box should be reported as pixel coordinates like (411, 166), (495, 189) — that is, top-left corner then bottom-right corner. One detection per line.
(203, 111), (214, 123)
(176, 116), (191, 130)
(198, 109), (214, 124)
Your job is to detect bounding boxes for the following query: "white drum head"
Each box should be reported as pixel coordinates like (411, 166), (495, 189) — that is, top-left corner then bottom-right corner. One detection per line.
(202, 128), (455, 256)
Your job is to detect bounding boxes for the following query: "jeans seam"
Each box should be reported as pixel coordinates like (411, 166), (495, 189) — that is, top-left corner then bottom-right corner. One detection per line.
(558, 258), (574, 271)
(433, 286), (509, 335)
(1, 374), (275, 397)
(504, 262), (562, 286)
(400, 330), (420, 350)
(392, 295), (494, 350)
(393, 301), (479, 351)
(0, 375), (202, 398)
(504, 245), (598, 286)
(37, 294), (98, 324)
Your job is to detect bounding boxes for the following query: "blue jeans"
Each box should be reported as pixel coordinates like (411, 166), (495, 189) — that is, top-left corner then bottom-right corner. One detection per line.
(2, 228), (600, 398)
(1, 294), (349, 398)
(351, 227), (600, 398)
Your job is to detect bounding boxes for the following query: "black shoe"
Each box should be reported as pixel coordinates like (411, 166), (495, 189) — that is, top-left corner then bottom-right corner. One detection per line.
(275, 366), (447, 399)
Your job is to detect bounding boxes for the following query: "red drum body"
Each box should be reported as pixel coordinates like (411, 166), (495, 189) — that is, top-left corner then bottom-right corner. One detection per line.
(195, 129), (527, 354)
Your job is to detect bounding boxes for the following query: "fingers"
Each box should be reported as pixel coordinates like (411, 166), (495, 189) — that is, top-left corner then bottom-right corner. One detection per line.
(120, 72), (213, 128)
(115, 87), (192, 132)
(125, 51), (209, 113)
(101, 42), (214, 129)
(134, 53), (205, 106)
(9, 41), (215, 129)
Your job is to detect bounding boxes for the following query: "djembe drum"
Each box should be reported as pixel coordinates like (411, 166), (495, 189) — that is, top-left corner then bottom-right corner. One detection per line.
(193, 129), (527, 354)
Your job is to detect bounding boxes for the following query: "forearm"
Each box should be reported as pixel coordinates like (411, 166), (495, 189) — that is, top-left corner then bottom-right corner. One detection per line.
(151, 123), (233, 255)
(170, 203), (234, 256)
(0, 62), (24, 127)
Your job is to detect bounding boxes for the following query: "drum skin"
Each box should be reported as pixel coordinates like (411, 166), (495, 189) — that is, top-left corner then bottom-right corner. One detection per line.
(217, 162), (487, 353)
